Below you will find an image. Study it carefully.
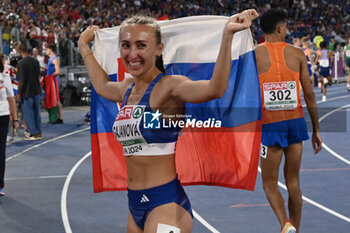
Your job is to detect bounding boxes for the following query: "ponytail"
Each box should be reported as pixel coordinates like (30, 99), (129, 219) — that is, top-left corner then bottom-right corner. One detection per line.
(156, 55), (165, 73)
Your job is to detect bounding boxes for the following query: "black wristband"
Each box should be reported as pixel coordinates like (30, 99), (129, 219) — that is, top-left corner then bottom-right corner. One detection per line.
(13, 120), (19, 122)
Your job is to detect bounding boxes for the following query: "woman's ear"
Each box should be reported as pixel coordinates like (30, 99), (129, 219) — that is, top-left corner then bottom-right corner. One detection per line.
(157, 43), (164, 56)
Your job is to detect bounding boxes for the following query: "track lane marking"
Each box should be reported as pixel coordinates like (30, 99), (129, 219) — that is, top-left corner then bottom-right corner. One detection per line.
(318, 104), (350, 165)
(6, 127), (90, 161)
(258, 167), (350, 222)
(5, 175), (67, 180)
(61, 152), (91, 233)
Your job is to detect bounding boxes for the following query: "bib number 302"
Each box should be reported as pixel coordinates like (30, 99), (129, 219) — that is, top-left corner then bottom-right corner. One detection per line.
(263, 81), (298, 111)
(269, 89), (291, 101)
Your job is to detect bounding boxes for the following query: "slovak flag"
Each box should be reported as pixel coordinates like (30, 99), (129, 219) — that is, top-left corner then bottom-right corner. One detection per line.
(91, 16), (262, 192)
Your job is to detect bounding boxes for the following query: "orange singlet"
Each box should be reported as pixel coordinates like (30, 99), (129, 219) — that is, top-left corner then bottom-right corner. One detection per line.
(259, 42), (304, 125)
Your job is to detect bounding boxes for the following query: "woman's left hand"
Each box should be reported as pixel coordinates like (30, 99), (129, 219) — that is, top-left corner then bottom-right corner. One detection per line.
(225, 9), (259, 34)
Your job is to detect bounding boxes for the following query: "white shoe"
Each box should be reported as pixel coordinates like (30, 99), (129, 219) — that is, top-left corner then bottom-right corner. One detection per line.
(322, 95), (327, 102)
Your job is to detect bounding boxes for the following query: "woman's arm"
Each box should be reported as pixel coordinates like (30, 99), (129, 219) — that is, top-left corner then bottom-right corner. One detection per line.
(170, 9), (259, 103)
(78, 26), (129, 102)
(3, 74), (19, 129)
(52, 57), (60, 76)
(8, 96), (19, 130)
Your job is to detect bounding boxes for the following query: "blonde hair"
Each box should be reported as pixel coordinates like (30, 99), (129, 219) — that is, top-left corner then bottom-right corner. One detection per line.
(301, 36), (310, 43)
(119, 16), (162, 45)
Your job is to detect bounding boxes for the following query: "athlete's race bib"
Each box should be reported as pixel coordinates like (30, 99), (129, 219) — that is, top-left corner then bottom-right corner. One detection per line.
(263, 81), (298, 111)
(319, 58), (329, 67)
(346, 50), (350, 58)
(112, 105), (146, 155)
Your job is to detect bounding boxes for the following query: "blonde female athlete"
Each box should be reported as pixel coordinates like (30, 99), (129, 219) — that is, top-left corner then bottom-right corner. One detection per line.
(79, 10), (258, 233)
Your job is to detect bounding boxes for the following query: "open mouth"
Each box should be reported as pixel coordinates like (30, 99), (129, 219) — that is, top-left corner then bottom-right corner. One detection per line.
(127, 61), (143, 70)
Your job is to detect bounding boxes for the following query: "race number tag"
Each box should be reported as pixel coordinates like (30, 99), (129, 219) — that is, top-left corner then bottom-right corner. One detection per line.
(112, 105), (146, 155)
(263, 81), (297, 111)
(346, 50), (350, 58)
(260, 144), (267, 159)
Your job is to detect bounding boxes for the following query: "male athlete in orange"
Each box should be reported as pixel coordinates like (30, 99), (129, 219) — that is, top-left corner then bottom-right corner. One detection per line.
(255, 9), (323, 233)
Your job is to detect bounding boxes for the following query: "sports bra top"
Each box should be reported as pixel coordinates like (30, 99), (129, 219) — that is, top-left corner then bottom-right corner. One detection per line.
(112, 73), (181, 156)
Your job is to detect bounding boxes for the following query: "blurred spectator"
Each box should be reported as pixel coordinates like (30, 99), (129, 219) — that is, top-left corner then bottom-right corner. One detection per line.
(0, 51), (19, 196)
(1, 0), (350, 66)
(342, 38), (350, 91)
(293, 37), (301, 48)
(329, 37), (336, 51)
(16, 43), (42, 140)
(32, 47), (46, 76)
(44, 44), (63, 124)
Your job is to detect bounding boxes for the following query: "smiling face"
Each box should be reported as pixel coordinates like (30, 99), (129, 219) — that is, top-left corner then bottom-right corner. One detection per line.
(119, 24), (163, 78)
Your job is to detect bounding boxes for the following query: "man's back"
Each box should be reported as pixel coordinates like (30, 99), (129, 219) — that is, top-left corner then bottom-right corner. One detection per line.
(17, 56), (41, 99)
(255, 42), (306, 124)
(255, 41), (305, 75)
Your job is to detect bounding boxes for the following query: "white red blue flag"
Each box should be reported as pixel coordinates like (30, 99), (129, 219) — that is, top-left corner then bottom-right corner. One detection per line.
(91, 16), (262, 192)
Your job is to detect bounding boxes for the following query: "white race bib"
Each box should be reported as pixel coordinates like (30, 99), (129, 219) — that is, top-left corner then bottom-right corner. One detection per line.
(319, 58), (329, 67)
(112, 105), (146, 155)
(263, 81), (298, 111)
(346, 50), (350, 58)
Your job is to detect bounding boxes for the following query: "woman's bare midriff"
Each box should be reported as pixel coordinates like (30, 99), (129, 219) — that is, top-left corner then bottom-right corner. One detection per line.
(125, 154), (177, 190)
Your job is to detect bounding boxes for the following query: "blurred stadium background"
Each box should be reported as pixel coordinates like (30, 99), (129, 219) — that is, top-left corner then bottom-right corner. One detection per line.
(0, 0), (348, 106)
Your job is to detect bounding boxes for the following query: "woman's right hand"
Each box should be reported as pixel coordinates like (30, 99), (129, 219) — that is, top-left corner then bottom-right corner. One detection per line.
(78, 25), (99, 47)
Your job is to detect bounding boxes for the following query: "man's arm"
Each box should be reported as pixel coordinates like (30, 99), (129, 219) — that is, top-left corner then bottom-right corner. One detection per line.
(298, 49), (322, 154)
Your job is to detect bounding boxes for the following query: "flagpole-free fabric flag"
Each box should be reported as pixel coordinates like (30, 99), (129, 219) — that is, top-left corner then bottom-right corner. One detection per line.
(91, 16), (262, 193)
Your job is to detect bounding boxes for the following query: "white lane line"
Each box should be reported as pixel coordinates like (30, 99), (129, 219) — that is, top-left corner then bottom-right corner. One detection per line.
(193, 210), (220, 233)
(60, 151), (220, 233)
(315, 94), (350, 104)
(258, 167), (350, 222)
(318, 104), (350, 122)
(61, 151), (91, 233)
(322, 144), (350, 165)
(6, 127), (90, 161)
(318, 104), (350, 165)
(302, 94), (350, 107)
(5, 175), (67, 181)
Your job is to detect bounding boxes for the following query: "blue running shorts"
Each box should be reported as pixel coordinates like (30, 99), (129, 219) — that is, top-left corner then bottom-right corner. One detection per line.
(127, 175), (193, 230)
(319, 66), (330, 77)
(262, 117), (309, 148)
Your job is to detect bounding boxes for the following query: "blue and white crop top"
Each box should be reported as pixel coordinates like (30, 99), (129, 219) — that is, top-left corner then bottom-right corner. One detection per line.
(112, 73), (181, 156)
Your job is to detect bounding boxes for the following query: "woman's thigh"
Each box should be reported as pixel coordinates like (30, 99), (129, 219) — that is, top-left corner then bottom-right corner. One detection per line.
(144, 203), (192, 233)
